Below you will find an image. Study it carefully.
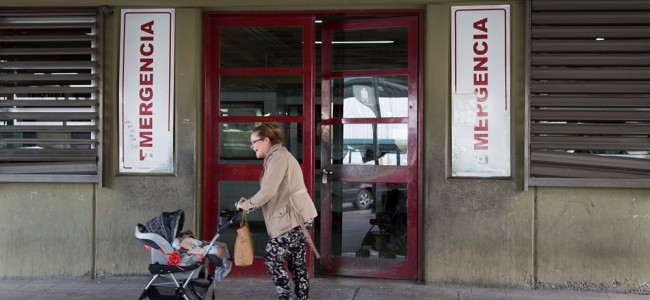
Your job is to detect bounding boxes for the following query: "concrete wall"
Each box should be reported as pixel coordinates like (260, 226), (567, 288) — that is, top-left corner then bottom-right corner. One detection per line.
(0, 7), (203, 278)
(1, 0), (650, 293)
(535, 188), (650, 292)
(0, 183), (94, 277)
(424, 1), (533, 287)
(93, 7), (204, 277)
(424, 2), (650, 293)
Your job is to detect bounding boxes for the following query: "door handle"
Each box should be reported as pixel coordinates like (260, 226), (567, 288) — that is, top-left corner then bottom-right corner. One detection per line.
(321, 169), (332, 184)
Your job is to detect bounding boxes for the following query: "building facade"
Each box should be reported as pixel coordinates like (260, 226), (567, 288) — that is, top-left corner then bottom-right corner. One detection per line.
(1, 0), (650, 293)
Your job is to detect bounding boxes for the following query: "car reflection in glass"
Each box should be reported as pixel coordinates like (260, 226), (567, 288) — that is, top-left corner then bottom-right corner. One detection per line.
(340, 182), (375, 209)
(335, 182), (407, 210)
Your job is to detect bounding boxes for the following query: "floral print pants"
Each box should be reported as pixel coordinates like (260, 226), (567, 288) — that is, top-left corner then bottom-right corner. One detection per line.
(264, 219), (313, 300)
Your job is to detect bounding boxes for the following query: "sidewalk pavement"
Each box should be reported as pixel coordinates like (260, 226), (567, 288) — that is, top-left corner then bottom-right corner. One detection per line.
(1, 276), (649, 300)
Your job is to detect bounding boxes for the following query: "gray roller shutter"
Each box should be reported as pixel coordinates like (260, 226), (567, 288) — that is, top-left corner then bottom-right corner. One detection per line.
(527, 0), (650, 188)
(0, 7), (103, 183)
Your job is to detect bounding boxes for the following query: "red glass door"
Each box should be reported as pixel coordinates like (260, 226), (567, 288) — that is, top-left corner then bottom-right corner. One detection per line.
(203, 14), (316, 276)
(319, 16), (420, 279)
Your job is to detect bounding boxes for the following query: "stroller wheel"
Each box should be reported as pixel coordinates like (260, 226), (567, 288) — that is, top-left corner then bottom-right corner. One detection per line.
(355, 249), (370, 258)
(175, 286), (187, 298)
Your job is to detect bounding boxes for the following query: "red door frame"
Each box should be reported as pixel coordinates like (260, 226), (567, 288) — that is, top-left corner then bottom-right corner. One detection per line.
(320, 16), (421, 280)
(203, 10), (423, 280)
(203, 14), (316, 276)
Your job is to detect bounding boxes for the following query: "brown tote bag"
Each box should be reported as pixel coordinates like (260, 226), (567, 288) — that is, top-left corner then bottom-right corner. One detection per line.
(234, 212), (254, 266)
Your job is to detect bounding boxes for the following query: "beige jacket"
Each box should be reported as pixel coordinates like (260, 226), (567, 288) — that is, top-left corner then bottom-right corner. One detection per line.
(241, 144), (318, 238)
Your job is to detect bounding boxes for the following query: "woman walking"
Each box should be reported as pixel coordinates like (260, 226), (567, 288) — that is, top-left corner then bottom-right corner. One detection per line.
(236, 123), (318, 300)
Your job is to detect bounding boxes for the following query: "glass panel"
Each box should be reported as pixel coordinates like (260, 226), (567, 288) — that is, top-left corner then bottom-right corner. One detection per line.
(219, 122), (303, 164)
(218, 181), (268, 258)
(220, 75), (303, 117)
(330, 181), (407, 259)
(330, 123), (408, 166)
(220, 26), (303, 68)
(331, 27), (408, 71)
(331, 76), (408, 118)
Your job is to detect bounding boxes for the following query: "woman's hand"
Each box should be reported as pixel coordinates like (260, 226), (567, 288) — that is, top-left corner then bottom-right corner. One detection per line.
(236, 197), (247, 211)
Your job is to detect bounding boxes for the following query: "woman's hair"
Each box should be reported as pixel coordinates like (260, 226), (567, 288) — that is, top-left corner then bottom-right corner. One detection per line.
(253, 123), (284, 145)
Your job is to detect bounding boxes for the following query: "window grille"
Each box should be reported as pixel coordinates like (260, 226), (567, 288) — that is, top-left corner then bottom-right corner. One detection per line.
(527, 0), (650, 188)
(0, 7), (103, 183)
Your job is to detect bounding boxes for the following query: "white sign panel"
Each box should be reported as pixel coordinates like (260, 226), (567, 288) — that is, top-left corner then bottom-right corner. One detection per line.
(119, 9), (175, 173)
(451, 5), (510, 177)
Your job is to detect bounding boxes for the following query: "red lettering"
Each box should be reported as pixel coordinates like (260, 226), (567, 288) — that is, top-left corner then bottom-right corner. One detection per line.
(474, 119), (488, 131)
(474, 134), (488, 150)
(140, 103), (153, 116)
(140, 43), (154, 56)
(475, 87), (488, 102)
(138, 23), (155, 160)
(139, 88), (153, 101)
(140, 58), (153, 72)
(473, 41), (487, 55)
(473, 18), (488, 33)
(472, 18), (489, 152)
(139, 131), (153, 147)
(140, 117), (152, 129)
(141, 20), (154, 35)
(140, 72), (153, 85)
(477, 103), (488, 117)
(473, 56), (488, 72)
(473, 73), (488, 86)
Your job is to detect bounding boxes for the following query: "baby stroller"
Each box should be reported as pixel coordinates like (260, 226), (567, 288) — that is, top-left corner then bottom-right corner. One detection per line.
(135, 209), (242, 300)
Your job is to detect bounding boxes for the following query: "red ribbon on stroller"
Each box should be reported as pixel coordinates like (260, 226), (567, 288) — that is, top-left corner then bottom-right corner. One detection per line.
(158, 248), (184, 271)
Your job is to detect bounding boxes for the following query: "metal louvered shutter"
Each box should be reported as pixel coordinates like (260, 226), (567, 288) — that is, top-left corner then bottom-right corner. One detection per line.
(527, 0), (650, 188)
(0, 7), (103, 183)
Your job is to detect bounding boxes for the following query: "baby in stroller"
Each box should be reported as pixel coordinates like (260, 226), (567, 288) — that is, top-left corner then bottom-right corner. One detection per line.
(173, 229), (231, 280)
(135, 209), (240, 300)
(174, 229), (226, 256)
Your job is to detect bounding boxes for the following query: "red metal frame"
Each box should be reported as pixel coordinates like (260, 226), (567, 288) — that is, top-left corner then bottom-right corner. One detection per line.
(320, 16), (420, 280)
(416, 10), (424, 282)
(203, 13), (315, 277)
(203, 10), (423, 280)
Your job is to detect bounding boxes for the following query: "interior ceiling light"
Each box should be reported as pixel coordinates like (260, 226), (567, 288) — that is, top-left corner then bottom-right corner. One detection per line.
(315, 40), (394, 44)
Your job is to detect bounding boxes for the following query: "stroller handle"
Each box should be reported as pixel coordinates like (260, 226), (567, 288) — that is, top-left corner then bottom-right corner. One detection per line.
(217, 209), (243, 235)
(198, 208), (243, 259)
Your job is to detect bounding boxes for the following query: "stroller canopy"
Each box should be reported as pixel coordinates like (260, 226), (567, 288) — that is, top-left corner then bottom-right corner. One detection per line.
(139, 209), (185, 244)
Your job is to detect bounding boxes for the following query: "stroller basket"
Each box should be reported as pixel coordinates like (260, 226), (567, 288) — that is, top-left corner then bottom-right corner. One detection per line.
(135, 209), (242, 300)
